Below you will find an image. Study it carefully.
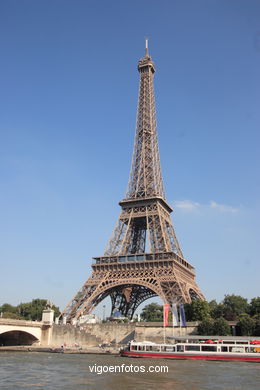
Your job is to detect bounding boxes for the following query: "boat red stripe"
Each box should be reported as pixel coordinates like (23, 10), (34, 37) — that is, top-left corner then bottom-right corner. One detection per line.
(120, 351), (260, 362)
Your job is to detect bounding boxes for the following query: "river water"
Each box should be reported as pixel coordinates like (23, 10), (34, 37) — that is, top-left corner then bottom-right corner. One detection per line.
(0, 352), (259, 390)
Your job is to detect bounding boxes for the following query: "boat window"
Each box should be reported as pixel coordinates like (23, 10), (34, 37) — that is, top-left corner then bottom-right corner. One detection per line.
(249, 347), (260, 353)
(161, 346), (176, 352)
(201, 345), (217, 352)
(229, 347), (244, 353)
(177, 345), (185, 352)
(151, 346), (160, 352)
(130, 345), (138, 351)
(221, 346), (228, 352)
(138, 346), (146, 351)
(146, 345), (160, 351)
(185, 345), (200, 351)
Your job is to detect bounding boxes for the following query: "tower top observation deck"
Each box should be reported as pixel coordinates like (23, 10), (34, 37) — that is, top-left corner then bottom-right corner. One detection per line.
(138, 38), (155, 73)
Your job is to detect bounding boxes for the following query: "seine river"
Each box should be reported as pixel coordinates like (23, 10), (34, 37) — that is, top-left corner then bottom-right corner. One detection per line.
(0, 352), (259, 390)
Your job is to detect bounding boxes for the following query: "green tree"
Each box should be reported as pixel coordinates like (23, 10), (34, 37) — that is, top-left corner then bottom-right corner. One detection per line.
(1, 299), (60, 321)
(250, 297), (260, 316)
(253, 314), (260, 336)
(17, 302), (33, 320)
(193, 300), (210, 321)
(183, 303), (193, 321)
(212, 317), (231, 336)
(197, 318), (214, 335)
(17, 299), (60, 321)
(0, 303), (17, 314)
(237, 314), (255, 336)
(184, 300), (210, 321)
(209, 300), (225, 319)
(140, 303), (163, 322)
(1, 312), (22, 320)
(222, 294), (249, 320)
(208, 300), (217, 316)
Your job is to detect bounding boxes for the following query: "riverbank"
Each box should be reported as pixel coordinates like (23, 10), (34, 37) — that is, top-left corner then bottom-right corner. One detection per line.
(0, 345), (119, 355)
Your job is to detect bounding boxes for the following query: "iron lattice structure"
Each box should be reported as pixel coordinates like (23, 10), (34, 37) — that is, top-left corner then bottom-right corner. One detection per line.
(61, 43), (205, 323)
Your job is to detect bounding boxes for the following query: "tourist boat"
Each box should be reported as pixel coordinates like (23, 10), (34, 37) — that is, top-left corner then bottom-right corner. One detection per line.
(120, 337), (260, 362)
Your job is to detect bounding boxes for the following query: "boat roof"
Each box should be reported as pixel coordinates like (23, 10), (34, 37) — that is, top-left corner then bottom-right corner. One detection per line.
(131, 336), (260, 344)
(172, 336), (260, 341)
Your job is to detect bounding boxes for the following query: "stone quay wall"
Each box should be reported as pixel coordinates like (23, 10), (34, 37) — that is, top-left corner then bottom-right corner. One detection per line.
(134, 322), (198, 343)
(50, 322), (198, 347)
(50, 324), (102, 347)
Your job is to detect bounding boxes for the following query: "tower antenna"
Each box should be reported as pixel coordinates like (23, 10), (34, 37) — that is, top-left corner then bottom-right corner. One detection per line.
(145, 37), (149, 56)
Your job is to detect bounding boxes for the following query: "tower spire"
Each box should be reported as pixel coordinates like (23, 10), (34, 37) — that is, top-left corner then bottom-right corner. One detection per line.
(127, 38), (162, 200)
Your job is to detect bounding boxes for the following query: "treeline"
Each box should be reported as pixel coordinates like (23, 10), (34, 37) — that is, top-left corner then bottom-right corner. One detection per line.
(0, 299), (60, 321)
(140, 295), (260, 336)
(186, 295), (260, 336)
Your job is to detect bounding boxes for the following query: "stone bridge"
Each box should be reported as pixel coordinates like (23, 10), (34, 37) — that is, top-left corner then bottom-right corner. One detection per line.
(0, 318), (52, 346)
(0, 318), (200, 347)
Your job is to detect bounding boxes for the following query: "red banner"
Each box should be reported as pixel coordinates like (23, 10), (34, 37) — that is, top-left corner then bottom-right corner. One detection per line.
(163, 304), (170, 327)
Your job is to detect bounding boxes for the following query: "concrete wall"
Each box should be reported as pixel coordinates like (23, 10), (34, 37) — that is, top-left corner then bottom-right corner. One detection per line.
(50, 322), (198, 347)
(134, 322), (198, 343)
(51, 324), (105, 347)
(82, 323), (136, 344)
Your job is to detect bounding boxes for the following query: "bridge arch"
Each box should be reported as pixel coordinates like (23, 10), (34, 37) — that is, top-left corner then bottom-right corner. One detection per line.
(0, 330), (39, 346)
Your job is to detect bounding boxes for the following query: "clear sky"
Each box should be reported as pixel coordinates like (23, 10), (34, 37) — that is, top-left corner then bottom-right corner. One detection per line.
(0, 0), (259, 318)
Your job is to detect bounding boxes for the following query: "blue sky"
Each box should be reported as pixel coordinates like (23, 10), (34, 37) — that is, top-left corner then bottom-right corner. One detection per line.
(0, 0), (259, 318)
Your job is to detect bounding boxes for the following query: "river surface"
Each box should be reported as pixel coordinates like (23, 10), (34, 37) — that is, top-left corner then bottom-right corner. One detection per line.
(0, 352), (259, 390)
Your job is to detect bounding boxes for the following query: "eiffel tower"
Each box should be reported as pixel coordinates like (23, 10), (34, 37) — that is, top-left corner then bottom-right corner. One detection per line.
(61, 41), (205, 323)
